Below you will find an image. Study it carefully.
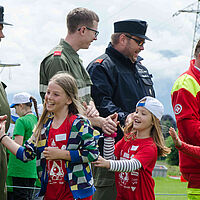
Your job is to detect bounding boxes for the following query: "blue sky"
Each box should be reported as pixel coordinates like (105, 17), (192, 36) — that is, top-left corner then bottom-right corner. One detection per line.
(0, 0), (198, 117)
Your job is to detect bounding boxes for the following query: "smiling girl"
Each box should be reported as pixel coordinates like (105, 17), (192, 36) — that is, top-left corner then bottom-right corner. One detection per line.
(0, 72), (100, 200)
(94, 96), (170, 200)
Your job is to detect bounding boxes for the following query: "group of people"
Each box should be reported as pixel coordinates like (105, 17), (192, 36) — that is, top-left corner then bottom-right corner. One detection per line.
(0, 5), (200, 200)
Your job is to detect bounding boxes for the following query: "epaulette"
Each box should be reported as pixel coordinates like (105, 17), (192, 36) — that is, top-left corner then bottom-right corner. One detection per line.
(95, 59), (104, 64)
(53, 50), (62, 56)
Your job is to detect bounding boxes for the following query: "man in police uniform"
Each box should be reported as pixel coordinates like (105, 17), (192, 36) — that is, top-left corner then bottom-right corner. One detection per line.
(87, 19), (155, 200)
(39, 7), (117, 134)
(0, 6), (12, 200)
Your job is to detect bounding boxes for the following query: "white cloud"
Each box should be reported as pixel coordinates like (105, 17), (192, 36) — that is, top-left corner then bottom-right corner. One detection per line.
(0, 0), (199, 116)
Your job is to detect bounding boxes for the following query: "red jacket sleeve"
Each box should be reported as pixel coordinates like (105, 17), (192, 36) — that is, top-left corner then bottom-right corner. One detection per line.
(177, 142), (200, 159)
(172, 88), (200, 145)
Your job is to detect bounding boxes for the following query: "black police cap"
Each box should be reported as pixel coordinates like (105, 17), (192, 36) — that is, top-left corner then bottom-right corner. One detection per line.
(114, 19), (151, 41)
(0, 6), (12, 26)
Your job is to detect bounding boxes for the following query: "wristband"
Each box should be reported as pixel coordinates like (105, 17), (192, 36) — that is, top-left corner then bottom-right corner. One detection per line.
(0, 135), (7, 143)
(104, 132), (117, 138)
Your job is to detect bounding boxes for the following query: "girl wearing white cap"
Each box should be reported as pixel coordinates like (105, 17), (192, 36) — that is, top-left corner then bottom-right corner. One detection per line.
(7, 92), (39, 200)
(0, 72), (99, 200)
(93, 96), (171, 200)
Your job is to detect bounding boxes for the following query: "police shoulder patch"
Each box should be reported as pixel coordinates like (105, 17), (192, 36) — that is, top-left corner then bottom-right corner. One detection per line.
(95, 59), (103, 63)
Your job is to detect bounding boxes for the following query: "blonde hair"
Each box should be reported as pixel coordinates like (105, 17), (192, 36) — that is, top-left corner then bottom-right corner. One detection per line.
(33, 72), (84, 144)
(124, 113), (171, 157)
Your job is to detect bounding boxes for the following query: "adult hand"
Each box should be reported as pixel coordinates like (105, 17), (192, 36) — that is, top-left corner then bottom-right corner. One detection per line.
(83, 101), (99, 118)
(169, 127), (182, 147)
(0, 115), (7, 138)
(92, 155), (110, 169)
(102, 113), (118, 135)
(0, 120), (6, 138)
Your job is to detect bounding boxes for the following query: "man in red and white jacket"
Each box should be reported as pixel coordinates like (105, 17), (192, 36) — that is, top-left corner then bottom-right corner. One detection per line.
(171, 40), (200, 199)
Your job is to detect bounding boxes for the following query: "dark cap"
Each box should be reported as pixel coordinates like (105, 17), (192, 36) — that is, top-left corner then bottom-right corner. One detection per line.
(0, 6), (12, 26)
(114, 19), (151, 41)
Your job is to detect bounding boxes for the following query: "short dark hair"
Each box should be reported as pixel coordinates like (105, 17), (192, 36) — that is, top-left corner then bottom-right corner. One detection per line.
(194, 40), (200, 58)
(67, 7), (99, 33)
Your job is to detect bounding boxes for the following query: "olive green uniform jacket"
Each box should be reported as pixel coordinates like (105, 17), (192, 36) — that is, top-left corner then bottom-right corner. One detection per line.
(39, 39), (92, 104)
(0, 82), (11, 200)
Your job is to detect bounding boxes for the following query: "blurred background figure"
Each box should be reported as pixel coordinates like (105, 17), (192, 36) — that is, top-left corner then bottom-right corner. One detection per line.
(7, 92), (39, 200)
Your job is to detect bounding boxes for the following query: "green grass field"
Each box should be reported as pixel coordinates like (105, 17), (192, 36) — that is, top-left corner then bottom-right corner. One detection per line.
(154, 161), (188, 200)
(154, 177), (187, 200)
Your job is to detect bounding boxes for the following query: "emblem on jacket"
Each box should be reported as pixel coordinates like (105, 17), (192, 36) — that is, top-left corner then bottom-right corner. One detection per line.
(174, 104), (182, 115)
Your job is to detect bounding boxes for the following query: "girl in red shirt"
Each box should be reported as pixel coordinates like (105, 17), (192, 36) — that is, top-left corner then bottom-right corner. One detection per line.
(0, 72), (99, 200)
(94, 96), (171, 200)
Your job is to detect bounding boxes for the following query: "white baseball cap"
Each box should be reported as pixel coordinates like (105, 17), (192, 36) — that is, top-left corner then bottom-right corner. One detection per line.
(136, 96), (164, 120)
(10, 92), (31, 108)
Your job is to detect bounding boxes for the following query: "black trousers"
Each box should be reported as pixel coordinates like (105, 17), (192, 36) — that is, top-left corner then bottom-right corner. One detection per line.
(11, 177), (36, 200)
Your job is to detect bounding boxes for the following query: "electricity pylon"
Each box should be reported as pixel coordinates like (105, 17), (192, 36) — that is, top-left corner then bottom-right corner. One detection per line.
(173, 0), (200, 58)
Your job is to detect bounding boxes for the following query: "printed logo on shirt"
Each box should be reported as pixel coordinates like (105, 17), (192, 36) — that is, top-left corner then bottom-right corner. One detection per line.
(174, 104), (182, 115)
(49, 161), (64, 181)
(51, 139), (56, 147)
(131, 187), (136, 191)
(131, 145), (139, 151)
(55, 133), (66, 142)
(123, 152), (130, 159)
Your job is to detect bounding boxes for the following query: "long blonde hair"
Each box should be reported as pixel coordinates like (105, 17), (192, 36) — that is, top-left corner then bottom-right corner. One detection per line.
(33, 72), (84, 144)
(124, 113), (171, 157)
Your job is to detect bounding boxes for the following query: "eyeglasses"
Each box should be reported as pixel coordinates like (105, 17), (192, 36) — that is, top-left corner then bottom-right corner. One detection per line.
(78, 26), (99, 38)
(125, 34), (145, 47)
(86, 27), (99, 38)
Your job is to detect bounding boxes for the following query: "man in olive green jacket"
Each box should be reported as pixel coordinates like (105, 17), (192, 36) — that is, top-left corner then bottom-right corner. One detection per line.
(0, 6), (12, 200)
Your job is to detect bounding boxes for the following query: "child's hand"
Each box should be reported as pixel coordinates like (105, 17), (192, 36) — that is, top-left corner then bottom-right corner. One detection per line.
(169, 127), (182, 147)
(125, 112), (135, 126)
(43, 147), (63, 160)
(92, 155), (110, 169)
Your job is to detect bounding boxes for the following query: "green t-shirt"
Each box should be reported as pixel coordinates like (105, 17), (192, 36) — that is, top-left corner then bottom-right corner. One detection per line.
(7, 114), (38, 178)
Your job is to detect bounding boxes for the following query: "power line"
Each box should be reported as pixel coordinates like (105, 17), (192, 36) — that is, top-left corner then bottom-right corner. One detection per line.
(173, 0), (200, 58)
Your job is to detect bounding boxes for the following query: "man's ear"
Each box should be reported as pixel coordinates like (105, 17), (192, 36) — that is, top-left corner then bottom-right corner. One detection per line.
(78, 26), (86, 35)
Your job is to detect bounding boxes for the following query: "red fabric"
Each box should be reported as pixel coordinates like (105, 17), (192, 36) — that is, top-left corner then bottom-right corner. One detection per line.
(45, 115), (77, 200)
(53, 51), (61, 56)
(178, 141), (200, 159)
(78, 195), (92, 200)
(180, 175), (187, 182)
(182, 173), (200, 188)
(171, 59), (200, 174)
(114, 137), (157, 200)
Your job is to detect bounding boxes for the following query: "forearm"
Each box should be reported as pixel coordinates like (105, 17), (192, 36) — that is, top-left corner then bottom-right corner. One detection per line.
(109, 158), (142, 172)
(1, 135), (20, 156)
(103, 137), (115, 160)
(59, 149), (71, 161)
(177, 141), (200, 159)
(88, 116), (104, 128)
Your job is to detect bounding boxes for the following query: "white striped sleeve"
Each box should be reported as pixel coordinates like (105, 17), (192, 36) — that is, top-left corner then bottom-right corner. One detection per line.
(109, 158), (142, 172)
(103, 137), (115, 160)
